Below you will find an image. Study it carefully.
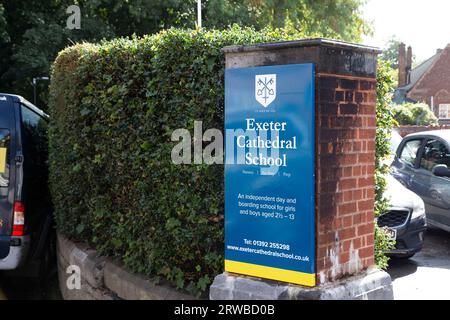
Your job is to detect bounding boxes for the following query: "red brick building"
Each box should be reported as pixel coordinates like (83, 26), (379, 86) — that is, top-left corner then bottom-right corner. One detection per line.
(394, 43), (450, 124)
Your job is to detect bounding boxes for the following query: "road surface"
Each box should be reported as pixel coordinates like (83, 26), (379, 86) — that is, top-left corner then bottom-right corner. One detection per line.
(388, 226), (450, 300)
(0, 270), (61, 300)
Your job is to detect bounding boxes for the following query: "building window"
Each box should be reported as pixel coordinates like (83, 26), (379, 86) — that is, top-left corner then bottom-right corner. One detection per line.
(438, 104), (450, 119)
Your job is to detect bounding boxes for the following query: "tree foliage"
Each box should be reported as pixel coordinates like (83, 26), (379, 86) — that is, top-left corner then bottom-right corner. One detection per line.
(380, 36), (402, 70)
(258, 0), (370, 41)
(203, 0), (370, 41)
(0, 0), (370, 109)
(392, 102), (438, 126)
(0, 4), (8, 43)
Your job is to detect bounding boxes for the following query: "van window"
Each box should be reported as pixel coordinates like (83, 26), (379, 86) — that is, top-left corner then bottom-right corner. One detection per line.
(420, 139), (450, 171)
(0, 129), (11, 187)
(20, 104), (47, 147)
(21, 105), (43, 127)
(400, 139), (422, 167)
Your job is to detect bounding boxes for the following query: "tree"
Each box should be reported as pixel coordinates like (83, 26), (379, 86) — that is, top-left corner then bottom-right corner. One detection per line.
(380, 36), (402, 70)
(203, 0), (371, 42)
(0, 0), (197, 108)
(381, 36), (417, 70)
(0, 4), (9, 43)
(0, 0), (371, 109)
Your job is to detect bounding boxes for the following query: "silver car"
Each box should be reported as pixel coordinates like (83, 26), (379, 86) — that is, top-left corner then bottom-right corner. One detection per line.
(376, 131), (427, 258)
(380, 174), (426, 258)
(392, 130), (450, 233)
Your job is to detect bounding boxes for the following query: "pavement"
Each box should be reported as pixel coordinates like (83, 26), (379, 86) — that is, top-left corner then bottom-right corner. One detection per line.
(387, 226), (450, 300)
(0, 269), (61, 300)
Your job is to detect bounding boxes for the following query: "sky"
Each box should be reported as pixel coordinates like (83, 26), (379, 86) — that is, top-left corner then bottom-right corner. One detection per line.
(362, 0), (450, 62)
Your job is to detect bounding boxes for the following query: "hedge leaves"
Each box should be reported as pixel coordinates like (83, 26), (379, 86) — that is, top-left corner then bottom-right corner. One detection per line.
(49, 27), (300, 295)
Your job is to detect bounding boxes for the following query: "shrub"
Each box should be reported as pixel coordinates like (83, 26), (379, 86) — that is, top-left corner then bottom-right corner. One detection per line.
(374, 60), (397, 269)
(392, 102), (438, 126)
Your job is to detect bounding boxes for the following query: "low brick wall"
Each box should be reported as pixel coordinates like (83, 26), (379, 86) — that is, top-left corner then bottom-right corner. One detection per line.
(396, 125), (450, 137)
(57, 233), (196, 300)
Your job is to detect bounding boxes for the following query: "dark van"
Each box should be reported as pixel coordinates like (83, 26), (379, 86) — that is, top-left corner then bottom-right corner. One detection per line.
(0, 94), (53, 276)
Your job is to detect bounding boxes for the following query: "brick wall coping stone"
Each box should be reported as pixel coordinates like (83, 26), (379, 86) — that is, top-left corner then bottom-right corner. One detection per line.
(57, 232), (196, 300)
(395, 125), (450, 137)
(210, 270), (393, 300)
(223, 38), (380, 78)
(222, 38), (382, 54)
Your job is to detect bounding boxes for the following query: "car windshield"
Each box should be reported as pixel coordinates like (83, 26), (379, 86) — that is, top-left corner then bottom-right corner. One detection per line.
(390, 131), (403, 154)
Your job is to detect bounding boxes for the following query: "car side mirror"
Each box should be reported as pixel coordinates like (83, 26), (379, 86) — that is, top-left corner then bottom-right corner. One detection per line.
(432, 164), (450, 177)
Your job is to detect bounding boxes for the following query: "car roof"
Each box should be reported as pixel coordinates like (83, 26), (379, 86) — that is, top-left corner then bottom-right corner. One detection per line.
(405, 129), (450, 142)
(0, 92), (49, 119)
(0, 93), (24, 102)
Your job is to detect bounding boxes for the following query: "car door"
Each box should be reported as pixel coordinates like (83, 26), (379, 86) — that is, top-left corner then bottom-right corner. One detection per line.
(414, 138), (450, 227)
(391, 138), (424, 189)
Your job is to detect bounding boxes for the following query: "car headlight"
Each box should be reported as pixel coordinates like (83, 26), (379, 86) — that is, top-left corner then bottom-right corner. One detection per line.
(411, 195), (425, 220)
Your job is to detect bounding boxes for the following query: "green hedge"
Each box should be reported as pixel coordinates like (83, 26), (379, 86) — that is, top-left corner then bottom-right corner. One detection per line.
(49, 27), (303, 294)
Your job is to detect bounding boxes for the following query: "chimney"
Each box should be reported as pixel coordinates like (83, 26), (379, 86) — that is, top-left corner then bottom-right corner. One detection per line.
(406, 46), (412, 84)
(398, 43), (407, 87)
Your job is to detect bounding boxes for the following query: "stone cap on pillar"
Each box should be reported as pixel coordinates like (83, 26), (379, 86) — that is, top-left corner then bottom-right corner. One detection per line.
(223, 38), (382, 78)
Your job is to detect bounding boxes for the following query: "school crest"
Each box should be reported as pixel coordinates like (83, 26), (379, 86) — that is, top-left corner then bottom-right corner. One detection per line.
(255, 74), (276, 108)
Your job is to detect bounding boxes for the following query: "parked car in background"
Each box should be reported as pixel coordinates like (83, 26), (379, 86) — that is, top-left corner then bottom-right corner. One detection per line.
(380, 174), (426, 258)
(374, 130), (426, 259)
(390, 131), (404, 158)
(392, 130), (450, 233)
(383, 130), (404, 167)
(0, 94), (54, 278)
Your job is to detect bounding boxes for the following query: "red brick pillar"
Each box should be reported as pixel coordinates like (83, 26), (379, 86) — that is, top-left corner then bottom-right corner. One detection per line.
(211, 39), (389, 300)
(316, 74), (377, 284)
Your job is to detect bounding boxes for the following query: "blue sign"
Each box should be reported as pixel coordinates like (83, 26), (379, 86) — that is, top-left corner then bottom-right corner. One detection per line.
(224, 63), (316, 287)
